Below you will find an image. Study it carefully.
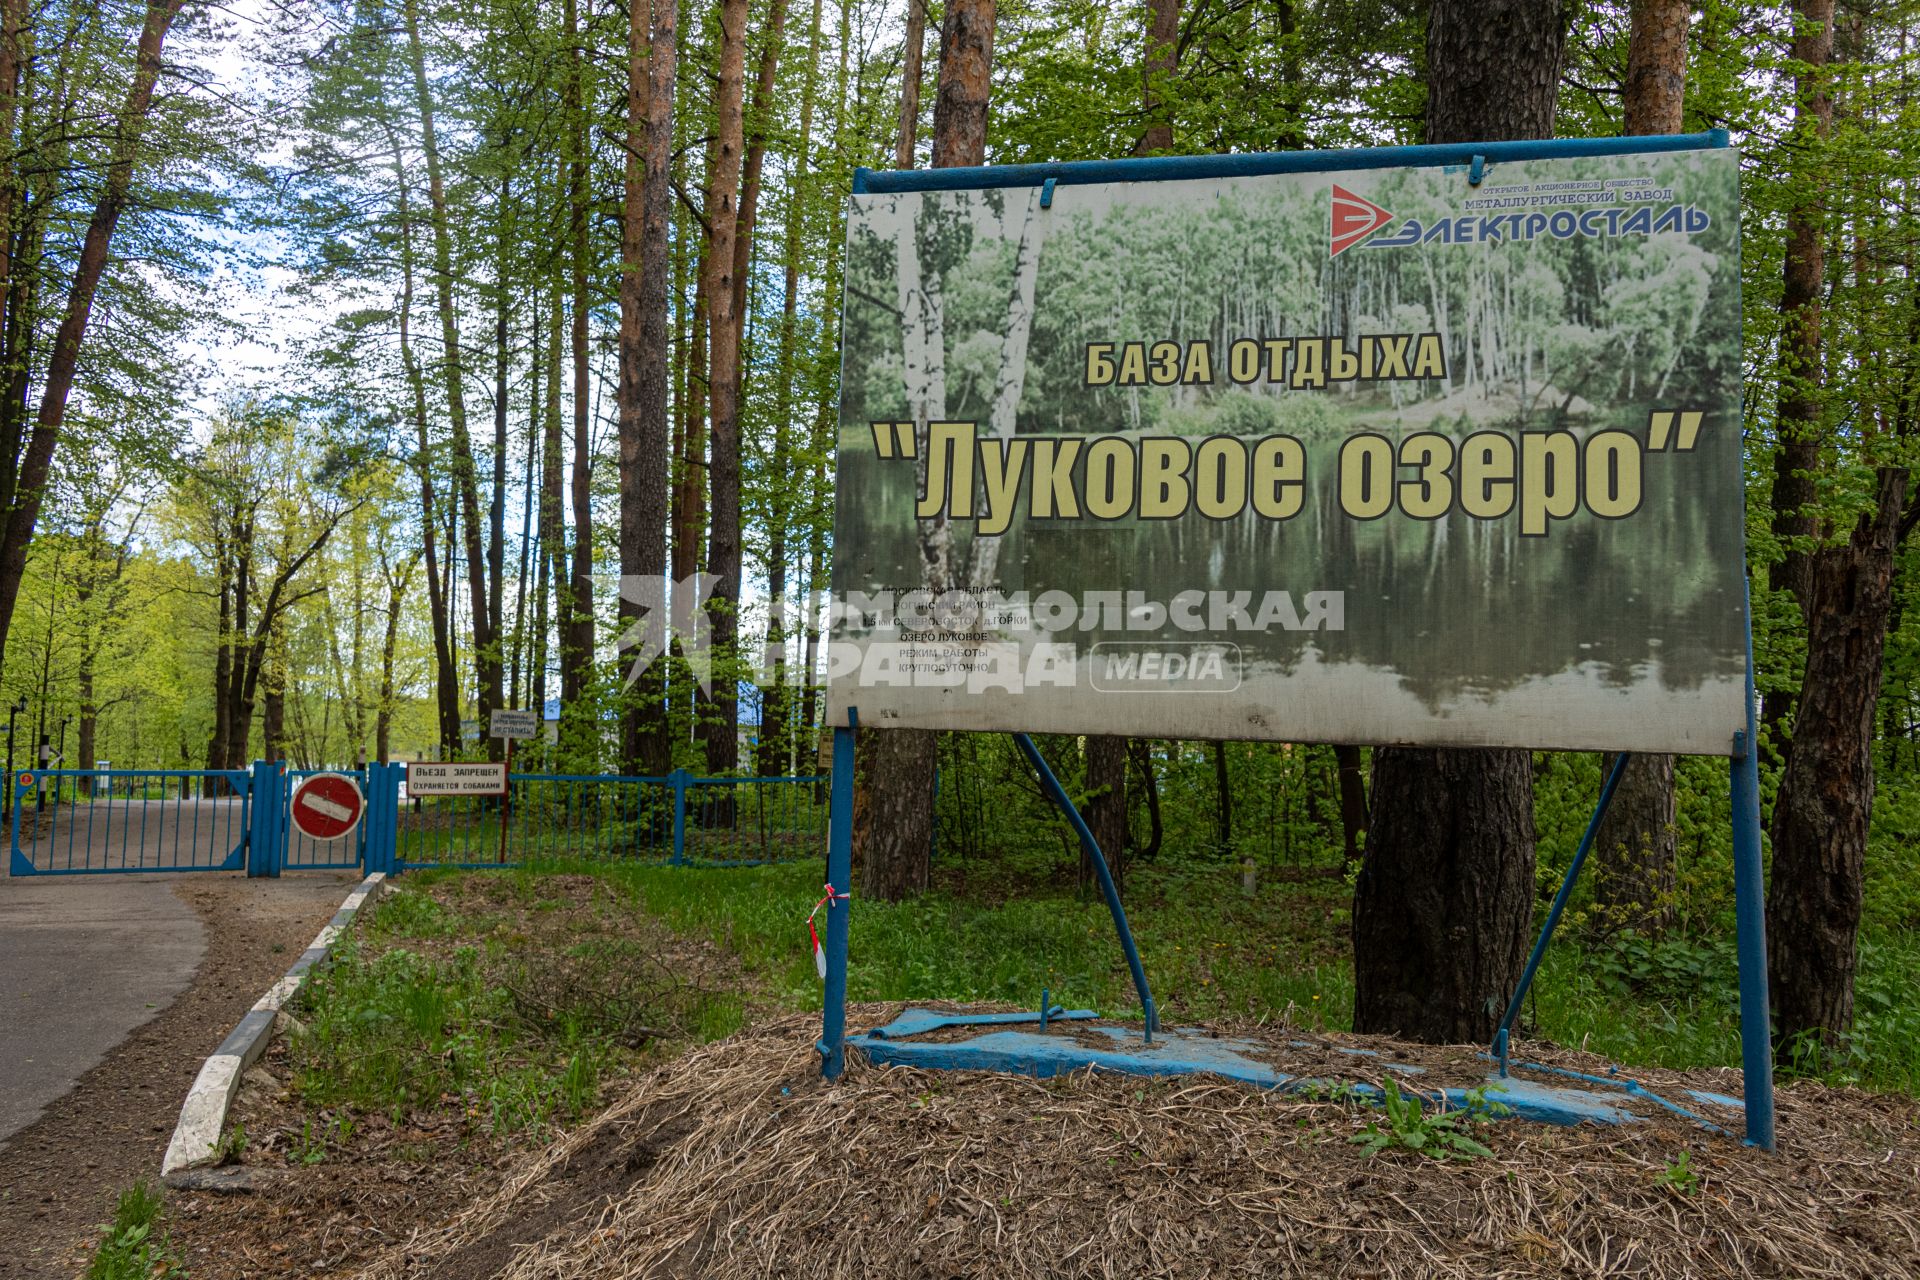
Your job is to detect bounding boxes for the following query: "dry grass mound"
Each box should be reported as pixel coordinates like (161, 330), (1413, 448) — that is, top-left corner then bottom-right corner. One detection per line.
(362, 1007), (1920, 1280)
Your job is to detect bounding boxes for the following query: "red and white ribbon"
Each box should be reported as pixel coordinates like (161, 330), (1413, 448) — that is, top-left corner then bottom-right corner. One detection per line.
(807, 882), (851, 980)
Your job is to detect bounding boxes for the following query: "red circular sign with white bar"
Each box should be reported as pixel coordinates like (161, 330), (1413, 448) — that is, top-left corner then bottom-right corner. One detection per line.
(292, 772), (364, 842)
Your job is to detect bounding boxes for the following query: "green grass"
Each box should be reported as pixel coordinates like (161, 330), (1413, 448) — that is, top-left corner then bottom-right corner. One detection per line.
(285, 879), (743, 1141)
(518, 854), (1920, 1098)
(85, 1182), (182, 1280)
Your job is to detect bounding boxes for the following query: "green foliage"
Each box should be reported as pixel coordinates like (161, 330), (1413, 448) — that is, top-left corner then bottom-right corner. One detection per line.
(85, 1183), (184, 1280)
(1655, 1150), (1699, 1196)
(1349, 1079), (1507, 1163)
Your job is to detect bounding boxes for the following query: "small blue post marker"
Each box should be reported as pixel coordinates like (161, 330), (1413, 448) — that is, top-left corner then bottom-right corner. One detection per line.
(669, 768), (690, 866)
(820, 708), (857, 1079)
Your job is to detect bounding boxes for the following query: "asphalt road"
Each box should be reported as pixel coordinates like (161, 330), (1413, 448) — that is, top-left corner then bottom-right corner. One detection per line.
(0, 874), (206, 1148)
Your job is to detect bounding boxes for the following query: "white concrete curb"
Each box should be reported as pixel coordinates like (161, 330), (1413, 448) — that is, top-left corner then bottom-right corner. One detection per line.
(160, 872), (387, 1181)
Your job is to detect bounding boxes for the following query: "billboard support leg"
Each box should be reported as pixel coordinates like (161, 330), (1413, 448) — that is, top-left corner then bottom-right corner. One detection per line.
(1731, 605), (1778, 1150)
(1493, 751), (1631, 1077)
(1012, 732), (1158, 1042)
(819, 708), (857, 1080)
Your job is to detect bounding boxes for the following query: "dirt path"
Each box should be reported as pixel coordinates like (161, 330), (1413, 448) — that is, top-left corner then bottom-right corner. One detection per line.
(0, 873), (358, 1279)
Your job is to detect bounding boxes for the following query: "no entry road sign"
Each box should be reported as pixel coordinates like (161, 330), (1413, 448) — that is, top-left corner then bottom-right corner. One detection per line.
(291, 772), (365, 841)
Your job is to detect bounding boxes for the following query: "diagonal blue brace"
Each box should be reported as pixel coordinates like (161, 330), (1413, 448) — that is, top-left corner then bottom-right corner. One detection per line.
(1012, 732), (1158, 1041)
(1493, 751), (1631, 1076)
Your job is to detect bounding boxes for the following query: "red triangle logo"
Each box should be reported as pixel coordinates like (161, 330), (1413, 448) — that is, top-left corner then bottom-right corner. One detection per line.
(1330, 184), (1395, 257)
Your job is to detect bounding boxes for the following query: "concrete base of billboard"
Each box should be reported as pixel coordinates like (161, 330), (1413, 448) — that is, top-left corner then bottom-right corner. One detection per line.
(849, 1007), (1741, 1134)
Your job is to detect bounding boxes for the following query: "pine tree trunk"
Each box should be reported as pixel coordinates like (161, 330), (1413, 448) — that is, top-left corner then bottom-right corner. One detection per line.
(1595, 0), (1688, 929)
(621, 0), (676, 774)
(540, 264), (568, 726)
(1351, 0), (1563, 1045)
(1135, 0), (1179, 154)
(761, 0), (824, 777)
(486, 168), (511, 758)
(698, 0), (749, 776)
(894, 0), (926, 167)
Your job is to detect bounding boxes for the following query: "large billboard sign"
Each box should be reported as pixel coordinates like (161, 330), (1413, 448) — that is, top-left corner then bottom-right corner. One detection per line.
(826, 140), (1746, 754)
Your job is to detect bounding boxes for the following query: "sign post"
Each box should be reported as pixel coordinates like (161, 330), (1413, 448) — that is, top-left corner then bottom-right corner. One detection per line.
(489, 709), (537, 864)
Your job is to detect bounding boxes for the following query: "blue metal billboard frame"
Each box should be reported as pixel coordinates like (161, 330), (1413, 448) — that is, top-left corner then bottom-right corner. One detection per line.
(823, 128), (1776, 1151)
(853, 129), (1731, 196)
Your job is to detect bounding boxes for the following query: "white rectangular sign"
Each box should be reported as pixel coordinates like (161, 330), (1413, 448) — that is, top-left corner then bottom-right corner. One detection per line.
(406, 761), (508, 796)
(490, 709), (540, 740)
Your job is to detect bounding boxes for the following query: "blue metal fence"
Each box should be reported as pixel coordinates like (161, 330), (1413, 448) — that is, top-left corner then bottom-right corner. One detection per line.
(7, 761), (827, 878)
(390, 769), (828, 871)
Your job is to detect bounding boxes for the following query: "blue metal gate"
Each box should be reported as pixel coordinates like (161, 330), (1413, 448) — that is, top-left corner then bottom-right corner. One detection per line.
(9, 769), (251, 876)
(9, 761), (827, 878)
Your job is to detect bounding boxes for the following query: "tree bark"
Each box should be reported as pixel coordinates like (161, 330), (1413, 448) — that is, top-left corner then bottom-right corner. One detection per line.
(1085, 734), (1127, 891)
(1351, 0), (1563, 1045)
(1596, 0), (1688, 931)
(930, 0), (993, 168)
(854, 0), (997, 900)
(1624, 0), (1686, 135)
(621, 0), (676, 774)
(894, 0), (927, 167)
(698, 0), (749, 775)
(1135, 0), (1179, 154)
(1768, 467), (1906, 1056)
(1764, 0), (1834, 751)
(0, 0), (185, 662)
(1353, 747), (1539, 1041)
